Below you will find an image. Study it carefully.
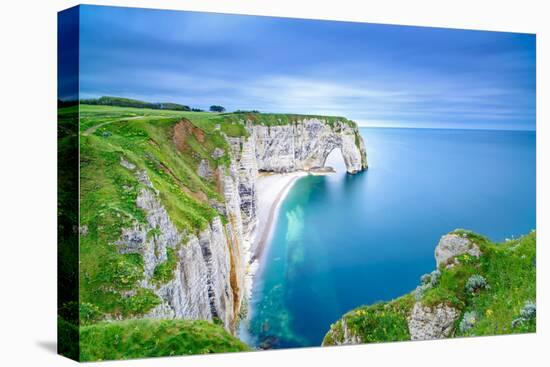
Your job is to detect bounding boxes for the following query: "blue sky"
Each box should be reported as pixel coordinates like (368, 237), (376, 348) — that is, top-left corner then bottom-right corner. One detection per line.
(76, 5), (536, 130)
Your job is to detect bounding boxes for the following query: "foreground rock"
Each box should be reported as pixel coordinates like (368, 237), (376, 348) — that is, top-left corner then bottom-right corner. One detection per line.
(408, 302), (460, 340)
(435, 233), (481, 268)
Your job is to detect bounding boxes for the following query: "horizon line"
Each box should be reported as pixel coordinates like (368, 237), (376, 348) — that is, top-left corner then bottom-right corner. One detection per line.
(69, 96), (536, 132)
(358, 125), (536, 132)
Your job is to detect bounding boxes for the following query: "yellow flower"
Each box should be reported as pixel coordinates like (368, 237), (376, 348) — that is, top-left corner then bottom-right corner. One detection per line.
(486, 309), (493, 317)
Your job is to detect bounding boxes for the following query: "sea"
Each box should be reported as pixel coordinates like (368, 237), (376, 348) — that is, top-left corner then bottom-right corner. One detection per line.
(242, 127), (536, 349)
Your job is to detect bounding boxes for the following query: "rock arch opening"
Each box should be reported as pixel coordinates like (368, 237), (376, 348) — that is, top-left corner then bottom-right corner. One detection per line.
(323, 148), (347, 174)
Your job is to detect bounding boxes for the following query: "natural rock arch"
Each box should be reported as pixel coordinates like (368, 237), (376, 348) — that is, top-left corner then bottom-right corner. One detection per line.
(322, 147), (346, 171)
(250, 118), (368, 174)
(316, 133), (365, 174)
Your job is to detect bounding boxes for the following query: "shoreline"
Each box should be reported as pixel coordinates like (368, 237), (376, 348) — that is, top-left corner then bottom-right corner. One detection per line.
(240, 168), (337, 345)
(243, 169), (336, 314)
(251, 171), (308, 262)
(239, 170), (307, 346)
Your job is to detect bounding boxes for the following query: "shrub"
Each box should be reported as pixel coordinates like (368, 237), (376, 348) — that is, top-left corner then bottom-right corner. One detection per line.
(416, 270), (441, 300)
(121, 288), (161, 316)
(420, 270), (440, 286)
(97, 256), (144, 291)
(420, 274), (431, 285)
(512, 300), (536, 328)
(465, 274), (490, 294)
(520, 301), (536, 320)
(429, 270), (441, 285)
(459, 311), (477, 333)
(209, 105), (226, 112)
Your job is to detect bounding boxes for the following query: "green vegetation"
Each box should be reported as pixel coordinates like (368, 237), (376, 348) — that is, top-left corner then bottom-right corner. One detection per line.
(323, 230), (536, 345)
(219, 111), (358, 128)
(152, 247), (179, 285)
(80, 319), (250, 361)
(78, 105), (236, 319)
(445, 230), (535, 336)
(58, 105), (80, 360)
(323, 294), (415, 345)
(81, 96), (192, 111)
(209, 105), (226, 112)
(420, 229), (536, 338)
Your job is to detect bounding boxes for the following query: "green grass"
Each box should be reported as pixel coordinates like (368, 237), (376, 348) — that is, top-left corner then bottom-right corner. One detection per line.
(323, 230), (536, 345)
(58, 106), (80, 360)
(452, 231), (536, 336)
(79, 319), (250, 361)
(152, 247), (179, 285)
(219, 111), (357, 128)
(323, 294), (414, 345)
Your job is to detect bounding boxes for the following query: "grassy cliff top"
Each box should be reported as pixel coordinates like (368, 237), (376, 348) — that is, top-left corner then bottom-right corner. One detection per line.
(78, 104), (232, 319)
(79, 104), (358, 135)
(218, 111), (357, 128)
(323, 230), (536, 345)
(79, 319), (250, 361)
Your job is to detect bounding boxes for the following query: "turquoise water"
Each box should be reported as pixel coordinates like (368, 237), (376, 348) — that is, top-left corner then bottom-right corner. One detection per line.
(244, 127), (536, 349)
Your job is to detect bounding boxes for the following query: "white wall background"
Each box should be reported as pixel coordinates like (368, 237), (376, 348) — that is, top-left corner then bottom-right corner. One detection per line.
(0, 1), (547, 366)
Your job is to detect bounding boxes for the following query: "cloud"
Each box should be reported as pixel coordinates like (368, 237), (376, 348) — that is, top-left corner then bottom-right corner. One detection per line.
(78, 5), (536, 130)
(81, 68), (535, 129)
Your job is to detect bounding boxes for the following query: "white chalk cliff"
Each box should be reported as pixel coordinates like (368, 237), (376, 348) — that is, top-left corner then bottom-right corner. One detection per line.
(115, 117), (368, 334)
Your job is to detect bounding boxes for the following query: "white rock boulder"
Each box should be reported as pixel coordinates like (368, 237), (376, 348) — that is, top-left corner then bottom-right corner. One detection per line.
(435, 233), (481, 268)
(408, 302), (460, 340)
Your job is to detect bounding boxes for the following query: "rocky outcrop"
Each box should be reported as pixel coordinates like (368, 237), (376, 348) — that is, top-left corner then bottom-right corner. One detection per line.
(408, 302), (460, 340)
(435, 233), (481, 268)
(225, 134), (260, 244)
(115, 172), (181, 280)
(405, 232), (480, 339)
(197, 159), (214, 180)
(147, 235), (210, 321)
(408, 232), (481, 340)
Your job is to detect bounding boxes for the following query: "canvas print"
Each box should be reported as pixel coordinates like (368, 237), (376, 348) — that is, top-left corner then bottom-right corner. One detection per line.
(57, 5), (536, 362)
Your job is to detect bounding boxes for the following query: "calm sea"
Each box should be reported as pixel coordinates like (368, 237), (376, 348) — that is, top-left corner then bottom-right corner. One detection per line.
(243, 127), (536, 349)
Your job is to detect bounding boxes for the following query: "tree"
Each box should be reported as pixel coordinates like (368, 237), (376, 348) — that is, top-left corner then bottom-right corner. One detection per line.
(209, 105), (226, 113)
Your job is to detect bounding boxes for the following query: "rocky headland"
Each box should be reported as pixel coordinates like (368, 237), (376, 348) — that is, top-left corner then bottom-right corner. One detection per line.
(322, 229), (536, 345)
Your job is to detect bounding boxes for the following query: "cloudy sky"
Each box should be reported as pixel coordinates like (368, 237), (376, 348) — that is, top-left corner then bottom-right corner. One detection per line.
(76, 5), (536, 130)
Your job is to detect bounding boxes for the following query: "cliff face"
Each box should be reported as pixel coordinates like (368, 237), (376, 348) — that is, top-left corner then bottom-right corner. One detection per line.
(83, 110), (368, 336)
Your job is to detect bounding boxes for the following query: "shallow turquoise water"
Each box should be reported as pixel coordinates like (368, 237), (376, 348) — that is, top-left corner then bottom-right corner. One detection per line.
(244, 127), (536, 349)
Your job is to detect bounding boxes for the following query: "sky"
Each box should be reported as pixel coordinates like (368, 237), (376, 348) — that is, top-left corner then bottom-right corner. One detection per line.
(72, 5), (536, 130)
